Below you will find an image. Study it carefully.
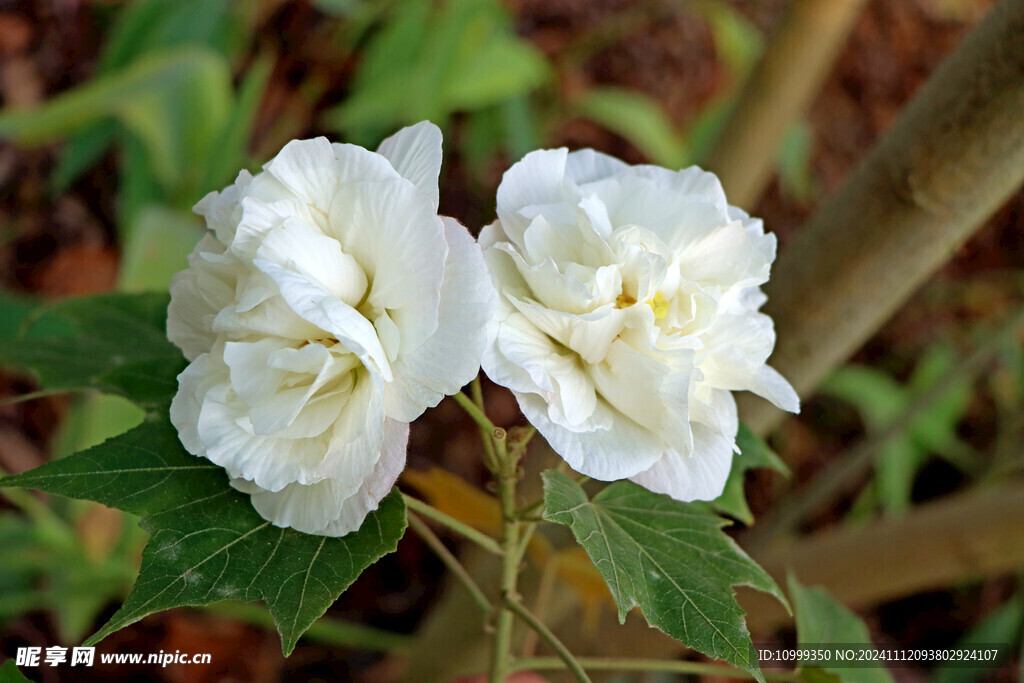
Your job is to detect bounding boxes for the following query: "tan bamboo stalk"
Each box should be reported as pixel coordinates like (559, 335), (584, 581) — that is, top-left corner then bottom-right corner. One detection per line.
(743, 0), (1024, 435)
(740, 482), (1024, 633)
(703, 0), (870, 206)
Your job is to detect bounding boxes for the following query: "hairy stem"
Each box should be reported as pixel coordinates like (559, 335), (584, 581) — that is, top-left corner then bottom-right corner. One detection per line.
(401, 494), (502, 555)
(489, 428), (521, 683)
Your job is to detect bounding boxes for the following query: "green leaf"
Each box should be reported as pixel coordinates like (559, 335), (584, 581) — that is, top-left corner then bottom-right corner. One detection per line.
(0, 659), (30, 683)
(789, 575), (895, 683)
(715, 424), (790, 524)
(52, 0), (240, 194)
(0, 292), (186, 409)
(821, 351), (976, 516)
(932, 596), (1022, 683)
(777, 123), (816, 201)
(327, 0), (548, 142)
(0, 416), (408, 654)
(576, 87), (689, 168)
(542, 470), (786, 682)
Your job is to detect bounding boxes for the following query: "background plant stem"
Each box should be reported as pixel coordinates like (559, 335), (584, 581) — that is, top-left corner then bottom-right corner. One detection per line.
(407, 512), (493, 614)
(402, 494), (502, 555)
(741, 0), (1024, 435)
(742, 307), (1024, 553)
(704, 0), (869, 206)
(511, 655), (800, 680)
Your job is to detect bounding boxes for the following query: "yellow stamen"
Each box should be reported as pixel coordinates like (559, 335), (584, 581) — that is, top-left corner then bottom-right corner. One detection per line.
(648, 292), (669, 320)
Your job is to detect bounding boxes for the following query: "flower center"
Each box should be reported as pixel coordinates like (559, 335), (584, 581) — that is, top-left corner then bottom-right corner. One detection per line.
(647, 292), (669, 320)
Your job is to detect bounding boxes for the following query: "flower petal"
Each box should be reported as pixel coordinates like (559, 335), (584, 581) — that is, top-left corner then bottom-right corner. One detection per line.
(376, 121), (442, 210)
(629, 422), (733, 502)
(382, 217), (496, 422)
(234, 418), (408, 537)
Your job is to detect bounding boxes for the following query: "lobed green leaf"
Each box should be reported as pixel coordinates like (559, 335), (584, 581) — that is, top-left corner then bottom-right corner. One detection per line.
(542, 470), (787, 682)
(0, 416), (407, 655)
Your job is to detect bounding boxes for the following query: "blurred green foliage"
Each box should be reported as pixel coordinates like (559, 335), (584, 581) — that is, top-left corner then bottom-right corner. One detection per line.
(325, 0), (549, 149)
(822, 346), (977, 517)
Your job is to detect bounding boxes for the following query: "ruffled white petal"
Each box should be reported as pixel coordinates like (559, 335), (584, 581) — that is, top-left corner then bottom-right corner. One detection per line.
(629, 423), (733, 502)
(169, 124), (489, 537)
(233, 418), (408, 537)
(481, 146), (797, 501)
(382, 217), (496, 422)
(376, 121), (443, 210)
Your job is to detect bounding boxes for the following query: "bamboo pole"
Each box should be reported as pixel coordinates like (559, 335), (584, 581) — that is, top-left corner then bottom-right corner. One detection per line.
(740, 482), (1024, 633)
(743, 0), (1024, 435)
(703, 0), (870, 207)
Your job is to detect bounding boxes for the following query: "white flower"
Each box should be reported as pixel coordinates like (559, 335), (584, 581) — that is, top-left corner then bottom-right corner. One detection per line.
(168, 122), (496, 537)
(480, 148), (798, 502)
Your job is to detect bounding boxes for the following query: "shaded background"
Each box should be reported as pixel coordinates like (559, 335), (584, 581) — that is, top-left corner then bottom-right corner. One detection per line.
(0, 0), (1022, 680)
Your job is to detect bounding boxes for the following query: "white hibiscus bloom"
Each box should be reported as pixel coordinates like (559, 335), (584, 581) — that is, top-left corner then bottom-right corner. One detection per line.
(480, 148), (798, 502)
(168, 122), (496, 537)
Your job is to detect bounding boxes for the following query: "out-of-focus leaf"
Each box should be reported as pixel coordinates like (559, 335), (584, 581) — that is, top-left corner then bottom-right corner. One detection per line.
(314, 0), (370, 17)
(576, 87), (689, 168)
(714, 423), (789, 524)
(52, 0), (240, 194)
(778, 123), (816, 201)
(0, 659), (30, 683)
(445, 36), (548, 110)
(49, 121), (117, 197)
(0, 292), (185, 409)
(0, 49), (232, 194)
(501, 95), (542, 161)
(543, 470), (786, 682)
(789, 575), (895, 683)
(693, 0), (763, 80)
(51, 394), (146, 459)
(0, 417), (407, 655)
(932, 596), (1022, 683)
(199, 54), (273, 192)
(118, 206), (204, 293)
(97, 0), (238, 74)
(687, 98), (734, 165)
(822, 347), (976, 516)
(327, 0), (548, 144)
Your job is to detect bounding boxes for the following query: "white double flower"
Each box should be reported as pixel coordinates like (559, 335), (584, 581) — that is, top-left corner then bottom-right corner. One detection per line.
(480, 148), (798, 501)
(168, 122), (495, 536)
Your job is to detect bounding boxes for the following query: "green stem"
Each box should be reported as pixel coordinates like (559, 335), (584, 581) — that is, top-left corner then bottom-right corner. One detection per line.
(504, 598), (591, 683)
(454, 389), (497, 433)
(467, 378), (499, 472)
(511, 656), (800, 680)
(489, 428), (521, 683)
(401, 494), (502, 555)
(407, 512), (493, 614)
